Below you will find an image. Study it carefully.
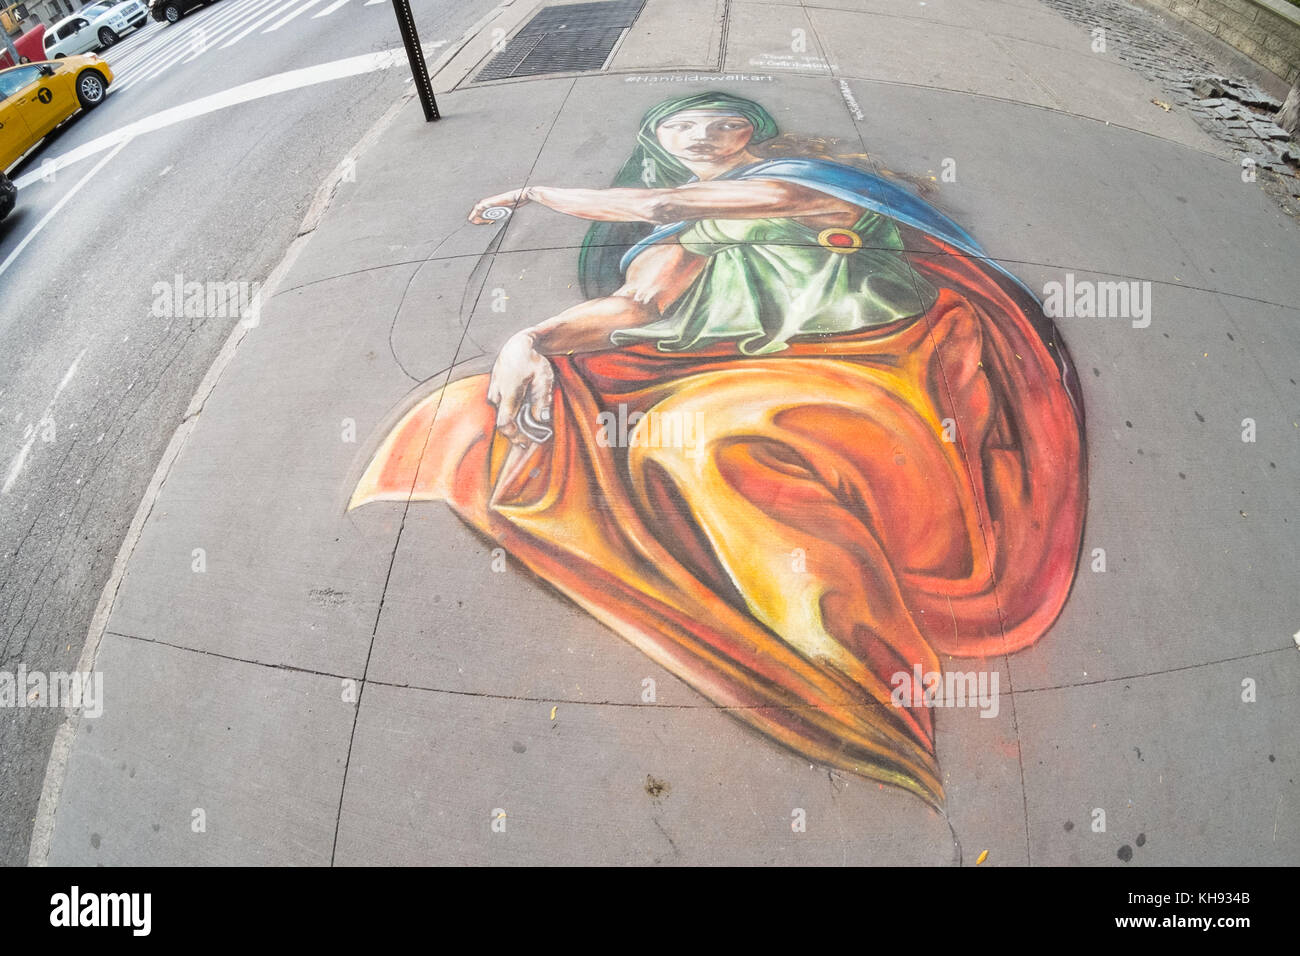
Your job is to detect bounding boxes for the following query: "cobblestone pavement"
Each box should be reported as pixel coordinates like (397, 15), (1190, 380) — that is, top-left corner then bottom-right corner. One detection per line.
(1037, 0), (1300, 215)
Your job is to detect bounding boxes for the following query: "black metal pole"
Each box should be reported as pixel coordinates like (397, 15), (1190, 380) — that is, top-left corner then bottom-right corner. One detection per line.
(391, 0), (439, 122)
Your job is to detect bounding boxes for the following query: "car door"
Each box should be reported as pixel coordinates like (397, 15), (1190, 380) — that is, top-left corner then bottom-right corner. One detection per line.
(67, 18), (97, 56)
(2, 65), (67, 142)
(0, 70), (36, 170)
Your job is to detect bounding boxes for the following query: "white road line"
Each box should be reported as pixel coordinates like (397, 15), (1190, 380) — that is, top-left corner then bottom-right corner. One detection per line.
(110, 0), (268, 81)
(115, 0), (283, 90)
(115, 0), (286, 92)
(107, 29), (183, 73)
(12, 46), (432, 189)
(364, 0), (384, 5)
(112, 0), (253, 70)
(105, 27), (173, 72)
(313, 0), (350, 17)
(179, 0), (285, 63)
(2, 139), (130, 278)
(263, 0), (327, 32)
(2, 349), (87, 495)
(110, 25), (220, 82)
(219, 0), (301, 48)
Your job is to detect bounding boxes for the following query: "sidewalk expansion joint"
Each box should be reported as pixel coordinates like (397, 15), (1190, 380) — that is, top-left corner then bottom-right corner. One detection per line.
(108, 631), (358, 682)
(114, 627), (1277, 720)
(326, 77), (584, 865)
(1014, 644), (1294, 695)
(833, 93), (1033, 863)
(274, 245), (1300, 316)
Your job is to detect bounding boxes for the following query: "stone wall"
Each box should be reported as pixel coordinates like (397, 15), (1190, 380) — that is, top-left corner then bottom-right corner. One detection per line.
(1146, 0), (1300, 83)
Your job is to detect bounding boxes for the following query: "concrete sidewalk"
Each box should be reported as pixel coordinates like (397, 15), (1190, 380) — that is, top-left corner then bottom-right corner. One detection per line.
(33, 0), (1299, 865)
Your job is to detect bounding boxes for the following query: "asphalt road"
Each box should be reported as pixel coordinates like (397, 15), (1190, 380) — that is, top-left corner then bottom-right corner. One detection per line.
(0, 0), (500, 866)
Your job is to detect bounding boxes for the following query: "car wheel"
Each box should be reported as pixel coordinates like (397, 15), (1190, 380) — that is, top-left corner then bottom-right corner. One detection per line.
(76, 69), (107, 108)
(0, 173), (16, 223)
(163, 3), (180, 22)
(54, 53), (66, 58)
(98, 27), (118, 47)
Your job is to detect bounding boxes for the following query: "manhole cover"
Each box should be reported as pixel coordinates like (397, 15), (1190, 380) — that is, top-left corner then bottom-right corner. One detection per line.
(476, 0), (646, 81)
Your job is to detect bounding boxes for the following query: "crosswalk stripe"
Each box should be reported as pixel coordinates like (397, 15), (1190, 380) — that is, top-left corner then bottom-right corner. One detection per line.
(217, 0), (298, 48)
(262, 0), (327, 32)
(116, 0), (289, 89)
(108, 24), (185, 73)
(104, 0), (386, 92)
(109, 0), (262, 80)
(180, 0), (285, 62)
(312, 0), (350, 18)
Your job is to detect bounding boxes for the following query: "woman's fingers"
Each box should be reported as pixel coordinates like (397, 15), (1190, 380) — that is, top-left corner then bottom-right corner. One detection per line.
(469, 189), (525, 223)
(496, 380), (523, 429)
(489, 332), (549, 447)
(495, 374), (532, 448)
(468, 199), (493, 224)
(527, 359), (554, 425)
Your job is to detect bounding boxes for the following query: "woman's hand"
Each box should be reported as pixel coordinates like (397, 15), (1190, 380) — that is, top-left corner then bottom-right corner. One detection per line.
(469, 188), (532, 224)
(487, 331), (554, 447)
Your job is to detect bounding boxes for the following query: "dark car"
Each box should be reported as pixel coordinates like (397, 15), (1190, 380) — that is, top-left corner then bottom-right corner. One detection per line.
(0, 170), (16, 222)
(149, 0), (220, 24)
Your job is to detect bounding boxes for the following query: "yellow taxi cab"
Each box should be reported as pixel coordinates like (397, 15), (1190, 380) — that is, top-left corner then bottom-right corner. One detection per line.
(0, 54), (113, 171)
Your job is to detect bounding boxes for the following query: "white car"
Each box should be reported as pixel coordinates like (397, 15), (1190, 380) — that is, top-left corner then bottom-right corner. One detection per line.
(42, 0), (148, 58)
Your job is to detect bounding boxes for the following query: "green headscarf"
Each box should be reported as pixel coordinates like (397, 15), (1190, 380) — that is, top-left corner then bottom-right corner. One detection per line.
(578, 93), (780, 298)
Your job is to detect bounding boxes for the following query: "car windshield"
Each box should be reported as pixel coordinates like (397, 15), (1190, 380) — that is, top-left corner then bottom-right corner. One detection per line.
(0, 67), (40, 99)
(82, 4), (112, 14)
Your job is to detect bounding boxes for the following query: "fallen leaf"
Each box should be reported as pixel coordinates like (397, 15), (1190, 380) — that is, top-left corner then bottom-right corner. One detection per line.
(549, 705), (557, 720)
(976, 849), (989, 865)
(1152, 98), (1172, 111)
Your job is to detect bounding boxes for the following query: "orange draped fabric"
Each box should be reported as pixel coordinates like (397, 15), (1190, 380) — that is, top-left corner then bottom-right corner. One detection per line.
(351, 238), (1086, 805)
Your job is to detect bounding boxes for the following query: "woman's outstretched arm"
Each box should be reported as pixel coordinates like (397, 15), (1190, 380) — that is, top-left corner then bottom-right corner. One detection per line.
(469, 179), (857, 225)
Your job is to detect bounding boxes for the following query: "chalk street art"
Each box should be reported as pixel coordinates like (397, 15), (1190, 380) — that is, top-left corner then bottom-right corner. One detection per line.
(349, 93), (1087, 806)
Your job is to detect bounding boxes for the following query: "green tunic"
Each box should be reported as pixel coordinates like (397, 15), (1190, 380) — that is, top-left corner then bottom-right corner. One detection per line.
(610, 210), (937, 355)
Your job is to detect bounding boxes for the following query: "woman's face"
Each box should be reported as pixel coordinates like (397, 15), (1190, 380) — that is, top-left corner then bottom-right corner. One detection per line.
(655, 112), (755, 164)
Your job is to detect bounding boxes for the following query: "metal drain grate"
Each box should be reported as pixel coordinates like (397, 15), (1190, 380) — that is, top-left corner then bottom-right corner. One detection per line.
(476, 0), (646, 81)
(516, 0), (646, 35)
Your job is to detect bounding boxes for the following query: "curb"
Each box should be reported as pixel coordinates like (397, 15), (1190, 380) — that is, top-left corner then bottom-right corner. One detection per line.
(25, 0), (516, 867)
